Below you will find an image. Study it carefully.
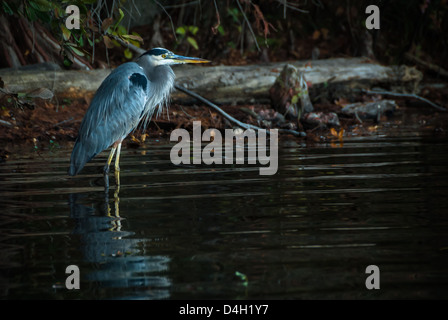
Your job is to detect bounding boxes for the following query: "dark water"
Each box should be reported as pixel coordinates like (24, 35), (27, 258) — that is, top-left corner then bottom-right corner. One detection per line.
(1, 130), (448, 300)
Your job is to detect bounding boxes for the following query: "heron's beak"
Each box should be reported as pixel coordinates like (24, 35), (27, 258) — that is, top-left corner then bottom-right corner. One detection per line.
(169, 54), (210, 64)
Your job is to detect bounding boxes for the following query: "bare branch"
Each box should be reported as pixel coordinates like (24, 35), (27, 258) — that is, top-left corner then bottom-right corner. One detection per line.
(236, 0), (261, 52)
(362, 89), (446, 112)
(153, 0), (178, 42)
(175, 84), (306, 137)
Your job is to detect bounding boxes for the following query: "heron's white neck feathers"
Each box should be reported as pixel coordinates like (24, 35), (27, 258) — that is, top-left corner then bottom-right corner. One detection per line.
(136, 56), (175, 131)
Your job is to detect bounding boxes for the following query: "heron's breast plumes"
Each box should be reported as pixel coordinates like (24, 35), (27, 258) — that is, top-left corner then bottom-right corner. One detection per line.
(139, 65), (175, 131)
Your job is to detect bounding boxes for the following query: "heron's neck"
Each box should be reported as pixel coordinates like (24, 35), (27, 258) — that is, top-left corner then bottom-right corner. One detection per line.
(136, 59), (175, 114)
(137, 58), (175, 96)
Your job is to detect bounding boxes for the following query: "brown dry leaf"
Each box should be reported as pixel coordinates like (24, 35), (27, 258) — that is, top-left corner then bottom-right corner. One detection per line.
(334, 98), (349, 107)
(102, 17), (114, 32)
(130, 135), (140, 143)
(103, 35), (114, 49)
(338, 128), (344, 141)
(330, 127), (338, 137)
(330, 128), (344, 143)
(312, 30), (321, 40)
(252, 4), (275, 38)
(121, 34), (144, 44)
(140, 133), (148, 142)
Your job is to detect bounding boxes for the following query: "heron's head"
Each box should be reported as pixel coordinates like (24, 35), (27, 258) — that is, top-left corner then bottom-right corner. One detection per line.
(140, 48), (210, 66)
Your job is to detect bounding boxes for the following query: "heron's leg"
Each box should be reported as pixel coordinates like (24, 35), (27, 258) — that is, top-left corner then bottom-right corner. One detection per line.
(114, 142), (122, 187)
(104, 147), (117, 190)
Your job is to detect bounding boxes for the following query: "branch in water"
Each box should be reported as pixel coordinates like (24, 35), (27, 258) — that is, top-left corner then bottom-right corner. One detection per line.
(362, 89), (446, 112)
(175, 84), (306, 137)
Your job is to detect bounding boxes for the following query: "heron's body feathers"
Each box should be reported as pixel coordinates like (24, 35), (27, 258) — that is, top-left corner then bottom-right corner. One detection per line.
(69, 62), (167, 176)
(68, 48), (206, 177)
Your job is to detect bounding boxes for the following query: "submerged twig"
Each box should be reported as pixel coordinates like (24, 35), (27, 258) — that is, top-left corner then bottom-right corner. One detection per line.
(362, 89), (446, 112)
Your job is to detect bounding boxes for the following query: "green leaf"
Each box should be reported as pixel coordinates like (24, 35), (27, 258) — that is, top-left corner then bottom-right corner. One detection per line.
(176, 26), (186, 35)
(124, 48), (133, 60)
(291, 95), (299, 104)
(187, 36), (199, 50)
(227, 41), (236, 49)
(112, 8), (124, 32)
(34, 8), (52, 23)
(25, 5), (38, 21)
(77, 34), (84, 47)
(115, 24), (127, 36)
(227, 7), (240, 23)
(63, 59), (71, 66)
(2, 1), (14, 15)
(118, 8), (124, 21)
(217, 25), (225, 36)
(29, 0), (53, 12)
(188, 25), (199, 35)
(235, 271), (248, 287)
(68, 45), (85, 56)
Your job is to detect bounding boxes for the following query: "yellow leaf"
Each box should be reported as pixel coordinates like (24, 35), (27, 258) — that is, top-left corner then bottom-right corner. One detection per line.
(61, 24), (71, 41)
(291, 95), (299, 104)
(130, 135), (139, 142)
(124, 48), (133, 60)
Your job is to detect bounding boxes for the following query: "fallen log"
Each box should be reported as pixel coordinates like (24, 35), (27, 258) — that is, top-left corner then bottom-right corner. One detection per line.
(0, 57), (422, 105)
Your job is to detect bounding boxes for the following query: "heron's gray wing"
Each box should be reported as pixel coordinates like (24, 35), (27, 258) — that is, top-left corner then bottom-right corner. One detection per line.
(69, 62), (149, 176)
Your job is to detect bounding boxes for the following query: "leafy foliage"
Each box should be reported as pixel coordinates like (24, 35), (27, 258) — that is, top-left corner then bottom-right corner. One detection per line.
(1, 0), (143, 66)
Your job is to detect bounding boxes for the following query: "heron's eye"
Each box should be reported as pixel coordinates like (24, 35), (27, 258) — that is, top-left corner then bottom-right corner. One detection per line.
(161, 54), (167, 58)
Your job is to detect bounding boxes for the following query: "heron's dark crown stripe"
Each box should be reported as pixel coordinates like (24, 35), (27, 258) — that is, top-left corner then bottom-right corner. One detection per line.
(129, 73), (147, 91)
(143, 48), (169, 56)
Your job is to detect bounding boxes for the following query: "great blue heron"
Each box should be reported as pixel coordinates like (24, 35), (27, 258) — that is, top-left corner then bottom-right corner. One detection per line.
(68, 47), (209, 187)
